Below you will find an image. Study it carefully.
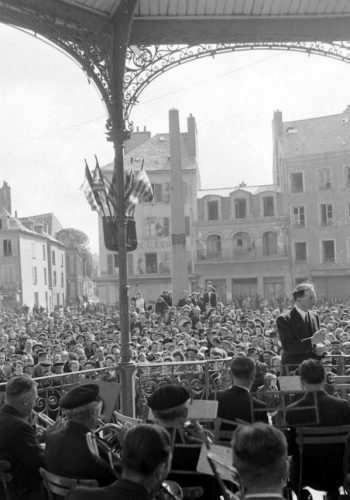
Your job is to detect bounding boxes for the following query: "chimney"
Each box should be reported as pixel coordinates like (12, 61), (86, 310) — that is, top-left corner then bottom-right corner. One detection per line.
(273, 110), (283, 137)
(187, 113), (197, 161)
(0, 181), (11, 214)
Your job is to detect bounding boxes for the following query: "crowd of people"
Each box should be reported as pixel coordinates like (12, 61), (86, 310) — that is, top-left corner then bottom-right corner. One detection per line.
(0, 285), (350, 389)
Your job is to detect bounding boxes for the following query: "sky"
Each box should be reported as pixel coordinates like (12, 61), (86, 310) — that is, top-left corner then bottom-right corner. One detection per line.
(0, 23), (350, 253)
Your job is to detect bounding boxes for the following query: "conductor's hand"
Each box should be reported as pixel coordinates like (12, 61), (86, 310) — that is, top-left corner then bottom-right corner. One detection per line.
(311, 329), (326, 344)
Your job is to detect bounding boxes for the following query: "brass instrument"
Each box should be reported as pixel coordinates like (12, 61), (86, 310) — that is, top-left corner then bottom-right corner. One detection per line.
(87, 426), (184, 500)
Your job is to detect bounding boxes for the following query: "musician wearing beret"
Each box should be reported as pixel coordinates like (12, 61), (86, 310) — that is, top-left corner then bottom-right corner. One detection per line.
(0, 376), (45, 499)
(148, 384), (218, 500)
(276, 283), (326, 372)
(44, 383), (115, 486)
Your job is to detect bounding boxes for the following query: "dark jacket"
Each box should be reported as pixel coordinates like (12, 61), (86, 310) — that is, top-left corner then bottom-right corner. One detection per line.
(286, 390), (350, 491)
(67, 478), (152, 500)
(0, 404), (44, 499)
(277, 307), (320, 367)
(217, 385), (269, 429)
(45, 421), (115, 486)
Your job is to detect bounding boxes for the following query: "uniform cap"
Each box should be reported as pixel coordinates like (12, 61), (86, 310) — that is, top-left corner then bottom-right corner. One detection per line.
(147, 384), (190, 411)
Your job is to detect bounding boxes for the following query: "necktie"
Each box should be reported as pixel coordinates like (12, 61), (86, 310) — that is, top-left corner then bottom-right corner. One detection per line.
(305, 312), (312, 334)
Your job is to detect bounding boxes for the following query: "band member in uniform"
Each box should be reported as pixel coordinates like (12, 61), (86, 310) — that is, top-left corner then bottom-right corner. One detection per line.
(0, 376), (45, 500)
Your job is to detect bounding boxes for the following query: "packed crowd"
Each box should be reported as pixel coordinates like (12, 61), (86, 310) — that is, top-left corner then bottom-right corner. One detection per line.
(1, 287), (350, 387)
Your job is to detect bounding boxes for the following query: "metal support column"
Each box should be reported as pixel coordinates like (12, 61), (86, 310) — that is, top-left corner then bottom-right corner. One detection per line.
(109, 0), (138, 416)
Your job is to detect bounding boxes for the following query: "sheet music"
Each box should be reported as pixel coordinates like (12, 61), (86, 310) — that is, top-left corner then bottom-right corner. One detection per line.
(188, 400), (218, 419)
(196, 443), (233, 482)
(278, 375), (302, 391)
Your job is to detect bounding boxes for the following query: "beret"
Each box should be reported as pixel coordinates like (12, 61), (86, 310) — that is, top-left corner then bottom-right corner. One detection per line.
(147, 384), (190, 411)
(59, 383), (99, 409)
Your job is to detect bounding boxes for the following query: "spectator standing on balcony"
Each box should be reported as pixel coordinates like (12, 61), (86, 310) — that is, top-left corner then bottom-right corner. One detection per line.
(277, 283), (325, 373)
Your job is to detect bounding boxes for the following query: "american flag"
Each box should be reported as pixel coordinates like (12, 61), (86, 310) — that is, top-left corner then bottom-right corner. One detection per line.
(129, 163), (153, 205)
(80, 164), (101, 214)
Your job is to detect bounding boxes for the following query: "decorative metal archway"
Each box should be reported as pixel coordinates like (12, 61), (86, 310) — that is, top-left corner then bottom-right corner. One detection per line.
(2, 0), (350, 414)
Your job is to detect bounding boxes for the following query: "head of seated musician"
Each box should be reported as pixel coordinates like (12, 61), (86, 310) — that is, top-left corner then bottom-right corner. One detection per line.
(231, 422), (288, 499)
(66, 424), (172, 500)
(147, 384), (191, 435)
(44, 383), (115, 486)
(147, 384), (203, 472)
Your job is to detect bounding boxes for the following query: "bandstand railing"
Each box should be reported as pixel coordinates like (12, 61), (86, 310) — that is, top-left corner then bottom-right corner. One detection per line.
(0, 355), (349, 420)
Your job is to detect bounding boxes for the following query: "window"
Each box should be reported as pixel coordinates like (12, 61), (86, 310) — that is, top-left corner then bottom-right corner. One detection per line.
(31, 242), (36, 259)
(207, 235), (222, 258)
(114, 254), (119, 267)
(61, 254), (64, 267)
(207, 200), (219, 221)
(322, 240), (335, 263)
(145, 253), (157, 273)
(263, 196), (274, 217)
(145, 217), (169, 238)
(53, 271), (57, 286)
(151, 184), (163, 202)
(3, 240), (12, 257)
(262, 231), (278, 256)
(163, 183), (170, 203)
(346, 166), (350, 186)
(61, 272), (64, 287)
(185, 216), (190, 237)
(233, 232), (252, 257)
(34, 292), (39, 306)
(290, 172), (304, 193)
(42, 244), (46, 260)
(318, 168), (331, 190)
(52, 250), (56, 265)
(320, 204), (333, 226)
(44, 268), (47, 285)
(295, 242), (307, 261)
(292, 206), (305, 227)
(32, 267), (38, 285)
(235, 199), (247, 219)
(0, 219), (2, 230)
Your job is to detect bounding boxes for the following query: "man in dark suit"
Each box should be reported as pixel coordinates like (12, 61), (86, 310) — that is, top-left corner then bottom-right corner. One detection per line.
(286, 359), (350, 499)
(277, 283), (325, 373)
(67, 424), (172, 500)
(0, 376), (45, 500)
(203, 284), (217, 309)
(217, 356), (269, 428)
(44, 383), (115, 486)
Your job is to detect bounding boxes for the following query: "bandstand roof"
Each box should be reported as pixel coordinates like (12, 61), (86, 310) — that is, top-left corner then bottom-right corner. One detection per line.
(3, 0), (350, 44)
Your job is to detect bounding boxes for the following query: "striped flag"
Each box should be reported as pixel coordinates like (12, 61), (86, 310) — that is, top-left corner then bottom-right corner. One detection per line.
(129, 163), (153, 204)
(80, 164), (101, 213)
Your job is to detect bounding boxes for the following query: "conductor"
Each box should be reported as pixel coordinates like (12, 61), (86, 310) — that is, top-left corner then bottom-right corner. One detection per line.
(276, 283), (325, 373)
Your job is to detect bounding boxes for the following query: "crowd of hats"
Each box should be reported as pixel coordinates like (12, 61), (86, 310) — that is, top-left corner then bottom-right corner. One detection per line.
(0, 294), (350, 384)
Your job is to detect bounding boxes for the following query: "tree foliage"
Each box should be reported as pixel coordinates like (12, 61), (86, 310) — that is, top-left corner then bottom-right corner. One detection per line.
(56, 228), (94, 278)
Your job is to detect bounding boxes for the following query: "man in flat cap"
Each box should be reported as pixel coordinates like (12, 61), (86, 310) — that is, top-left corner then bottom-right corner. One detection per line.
(277, 282), (325, 373)
(44, 383), (115, 486)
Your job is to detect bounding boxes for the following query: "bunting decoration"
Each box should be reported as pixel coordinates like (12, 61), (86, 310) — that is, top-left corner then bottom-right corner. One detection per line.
(80, 155), (153, 252)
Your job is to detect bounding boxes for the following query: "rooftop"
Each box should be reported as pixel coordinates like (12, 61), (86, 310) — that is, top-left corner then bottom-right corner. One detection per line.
(278, 107), (350, 157)
(198, 184), (280, 198)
